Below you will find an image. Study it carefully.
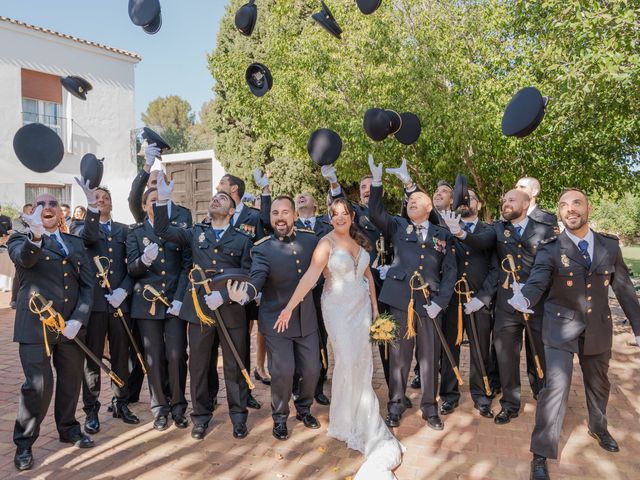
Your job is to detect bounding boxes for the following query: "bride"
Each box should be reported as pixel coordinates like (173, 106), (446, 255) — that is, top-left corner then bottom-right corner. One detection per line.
(276, 198), (405, 479)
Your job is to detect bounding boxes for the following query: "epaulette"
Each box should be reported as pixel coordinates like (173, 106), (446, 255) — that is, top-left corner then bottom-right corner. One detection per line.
(253, 235), (272, 246)
(533, 217), (556, 227)
(234, 227), (252, 237)
(539, 236), (557, 245)
(599, 232), (619, 241)
(295, 228), (315, 234)
(195, 222), (211, 229)
(129, 222), (144, 230)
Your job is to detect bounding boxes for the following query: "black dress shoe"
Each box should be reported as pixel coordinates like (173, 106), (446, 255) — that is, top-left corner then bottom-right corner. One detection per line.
(153, 415), (169, 431)
(191, 423), (208, 440)
(385, 413), (400, 428)
(474, 404), (494, 418)
(296, 412), (320, 429)
(439, 400), (459, 416)
(588, 430), (620, 452)
(494, 409), (519, 425)
(247, 393), (261, 409)
(530, 456), (549, 480)
(14, 447), (33, 471)
(10, 300), (17, 309)
(60, 432), (94, 448)
(424, 414), (444, 431)
(404, 396), (412, 409)
(314, 393), (330, 405)
(84, 410), (100, 434)
(233, 422), (248, 439)
(173, 414), (189, 429)
(254, 369), (271, 385)
(113, 403), (140, 424)
(410, 375), (421, 389)
(272, 422), (289, 440)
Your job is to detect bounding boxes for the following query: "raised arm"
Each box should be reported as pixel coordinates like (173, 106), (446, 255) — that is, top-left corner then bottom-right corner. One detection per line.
(153, 203), (193, 246)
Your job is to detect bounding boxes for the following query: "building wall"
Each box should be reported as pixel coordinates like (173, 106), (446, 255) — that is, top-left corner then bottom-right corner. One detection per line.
(0, 21), (139, 222)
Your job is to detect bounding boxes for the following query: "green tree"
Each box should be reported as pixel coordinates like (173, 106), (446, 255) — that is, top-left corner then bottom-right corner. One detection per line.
(208, 0), (640, 213)
(141, 95), (195, 153)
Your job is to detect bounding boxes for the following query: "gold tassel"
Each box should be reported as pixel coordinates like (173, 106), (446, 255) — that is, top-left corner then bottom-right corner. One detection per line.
(320, 348), (328, 369)
(455, 297), (463, 346)
(42, 322), (51, 357)
(405, 297), (417, 339)
(149, 300), (156, 316)
(192, 287), (215, 327)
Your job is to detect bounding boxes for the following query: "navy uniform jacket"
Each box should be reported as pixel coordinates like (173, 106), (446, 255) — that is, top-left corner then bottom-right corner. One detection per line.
(248, 229), (319, 338)
(153, 204), (252, 327)
(78, 209), (134, 313)
(126, 221), (191, 320)
(529, 205), (557, 226)
(9, 232), (94, 344)
(294, 216), (333, 239)
(369, 185), (457, 313)
(522, 231), (640, 355)
(127, 169), (193, 226)
(463, 219), (555, 321)
(233, 202), (268, 240)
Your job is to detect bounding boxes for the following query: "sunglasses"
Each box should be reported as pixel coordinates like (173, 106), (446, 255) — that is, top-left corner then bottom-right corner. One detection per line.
(36, 200), (59, 208)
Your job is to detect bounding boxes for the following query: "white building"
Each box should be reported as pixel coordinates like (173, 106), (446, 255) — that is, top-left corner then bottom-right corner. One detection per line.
(0, 16), (140, 222)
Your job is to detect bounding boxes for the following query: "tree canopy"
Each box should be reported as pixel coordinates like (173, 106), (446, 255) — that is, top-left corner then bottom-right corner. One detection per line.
(208, 0), (640, 215)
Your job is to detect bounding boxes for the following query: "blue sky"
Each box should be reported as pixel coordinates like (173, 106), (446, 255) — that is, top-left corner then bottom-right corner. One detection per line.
(3, 0), (228, 125)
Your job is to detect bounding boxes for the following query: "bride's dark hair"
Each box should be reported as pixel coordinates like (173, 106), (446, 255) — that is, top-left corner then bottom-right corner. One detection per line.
(329, 198), (372, 251)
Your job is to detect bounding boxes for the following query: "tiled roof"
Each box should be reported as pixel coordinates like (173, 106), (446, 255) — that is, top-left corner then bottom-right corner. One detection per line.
(0, 16), (141, 60)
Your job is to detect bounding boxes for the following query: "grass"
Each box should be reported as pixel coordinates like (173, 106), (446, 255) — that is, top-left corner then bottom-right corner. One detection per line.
(622, 245), (640, 277)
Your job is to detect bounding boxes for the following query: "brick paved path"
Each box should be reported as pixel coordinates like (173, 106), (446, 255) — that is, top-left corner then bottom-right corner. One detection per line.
(0, 296), (638, 480)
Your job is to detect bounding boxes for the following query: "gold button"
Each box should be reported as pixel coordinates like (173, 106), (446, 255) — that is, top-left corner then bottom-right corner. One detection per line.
(422, 245), (426, 249)
(297, 269), (302, 273)
(464, 261), (469, 266)
(587, 284), (591, 288)
(587, 308), (592, 313)
(64, 298), (69, 303)
(161, 271), (166, 275)
(161, 259), (165, 263)
(108, 237), (112, 242)
(587, 296), (592, 301)
(279, 237), (284, 241)
(293, 251), (297, 255)
(214, 249), (218, 253)
(231, 252), (234, 256)
(212, 260), (217, 264)
(64, 272), (68, 277)
(517, 255), (522, 259)
(62, 260), (67, 265)
(420, 255), (424, 259)
(110, 270), (114, 274)
(518, 244), (522, 248)
(605, 271), (609, 275)
(569, 272), (573, 276)
(466, 251), (470, 256)
(65, 285), (68, 290)
(46, 256), (50, 260)
(557, 312), (560, 316)
(462, 272), (467, 277)
(108, 247), (113, 252)
(588, 273), (592, 277)
(162, 283), (166, 287)
(91, 218), (95, 222)
(220, 269), (224, 273)
(296, 259), (300, 264)
(419, 266), (423, 270)
(159, 248), (163, 252)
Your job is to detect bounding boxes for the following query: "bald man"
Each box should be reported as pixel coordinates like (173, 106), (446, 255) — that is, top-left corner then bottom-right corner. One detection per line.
(458, 190), (555, 425)
(515, 177), (557, 226)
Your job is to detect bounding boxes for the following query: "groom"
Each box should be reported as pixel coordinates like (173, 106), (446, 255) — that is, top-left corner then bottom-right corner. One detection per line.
(235, 195), (322, 440)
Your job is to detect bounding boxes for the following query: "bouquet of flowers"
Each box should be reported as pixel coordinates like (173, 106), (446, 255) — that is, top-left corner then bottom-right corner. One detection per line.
(369, 312), (399, 359)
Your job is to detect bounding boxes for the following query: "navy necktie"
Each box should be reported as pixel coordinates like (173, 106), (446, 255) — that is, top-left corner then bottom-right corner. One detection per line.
(578, 239), (591, 267)
(213, 229), (224, 240)
(51, 233), (68, 256)
(514, 225), (523, 239)
(464, 222), (474, 233)
(100, 222), (111, 235)
(303, 219), (312, 229)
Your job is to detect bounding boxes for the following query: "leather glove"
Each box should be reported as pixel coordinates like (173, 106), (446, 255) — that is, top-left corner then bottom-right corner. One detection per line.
(507, 291), (533, 314)
(167, 300), (182, 316)
(22, 205), (45, 238)
(205, 291), (223, 311)
(377, 265), (390, 280)
(385, 158), (412, 185)
(74, 176), (98, 205)
(141, 242), (159, 266)
(105, 288), (127, 308)
(368, 154), (383, 186)
(62, 320), (82, 340)
(145, 143), (161, 166)
(464, 297), (485, 315)
(424, 302), (442, 319)
(228, 280), (250, 305)
(255, 292), (262, 307)
(156, 175), (174, 203)
(252, 168), (269, 189)
(442, 211), (462, 235)
(320, 165), (338, 184)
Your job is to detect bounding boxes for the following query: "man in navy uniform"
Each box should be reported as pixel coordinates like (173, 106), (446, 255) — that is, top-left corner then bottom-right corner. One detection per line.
(367, 156), (457, 431)
(154, 177), (253, 440)
(9, 194), (95, 471)
(509, 188), (640, 480)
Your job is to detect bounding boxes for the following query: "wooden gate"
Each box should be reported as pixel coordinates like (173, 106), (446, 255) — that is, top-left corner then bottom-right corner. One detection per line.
(165, 159), (212, 223)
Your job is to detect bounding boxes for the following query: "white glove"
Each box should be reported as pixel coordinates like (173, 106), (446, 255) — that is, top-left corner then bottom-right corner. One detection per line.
(255, 292), (262, 307)
(105, 288), (127, 308)
(62, 319), (82, 340)
(320, 165), (338, 184)
(424, 302), (442, 319)
(22, 204), (45, 238)
(145, 143), (161, 166)
(156, 175), (174, 202)
(228, 280), (250, 305)
(385, 158), (412, 185)
(464, 297), (485, 315)
(636, 336), (640, 347)
(205, 291), (223, 311)
(252, 168), (269, 189)
(167, 299), (182, 316)
(507, 291), (534, 314)
(141, 242), (159, 266)
(368, 154), (383, 185)
(442, 211), (462, 235)
(74, 176), (98, 205)
(510, 282), (526, 294)
(377, 265), (390, 280)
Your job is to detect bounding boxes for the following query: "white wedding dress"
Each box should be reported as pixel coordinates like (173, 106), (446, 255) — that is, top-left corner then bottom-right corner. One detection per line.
(321, 240), (405, 479)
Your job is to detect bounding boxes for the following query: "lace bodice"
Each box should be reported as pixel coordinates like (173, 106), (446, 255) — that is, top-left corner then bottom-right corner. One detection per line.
(323, 241), (369, 296)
